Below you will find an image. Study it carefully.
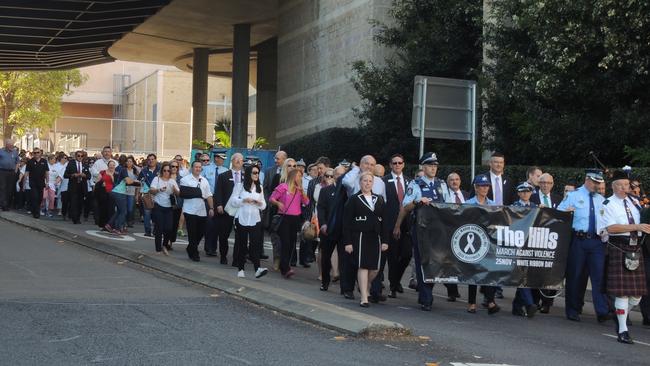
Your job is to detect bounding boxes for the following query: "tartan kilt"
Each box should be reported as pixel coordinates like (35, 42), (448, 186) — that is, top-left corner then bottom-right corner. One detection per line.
(606, 240), (647, 297)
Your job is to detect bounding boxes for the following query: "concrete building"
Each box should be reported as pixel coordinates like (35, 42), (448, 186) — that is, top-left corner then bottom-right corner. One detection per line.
(1, 0), (394, 149)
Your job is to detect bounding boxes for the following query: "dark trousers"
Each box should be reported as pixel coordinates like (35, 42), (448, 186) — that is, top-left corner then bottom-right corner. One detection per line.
(533, 289), (557, 307)
(513, 288), (535, 311)
(469, 285), (496, 305)
(204, 215), (218, 254)
(411, 228), (433, 306)
(278, 215), (300, 275)
(185, 213), (206, 257)
(565, 237), (608, 317)
(68, 190), (84, 223)
(387, 232), (413, 290)
(370, 253), (387, 297)
(234, 220), (262, 271)
(320, 236), (344, 287)
(170, 208), (182, 243)
(60, 191), (70, 218)
(30, 185), (44, 218)
(0, 170), (14, 209)
(340, 250), (359, 293)
(152, 204), (173, 251)
(215, 212), (234, 258)
(83, 190), (93, 219)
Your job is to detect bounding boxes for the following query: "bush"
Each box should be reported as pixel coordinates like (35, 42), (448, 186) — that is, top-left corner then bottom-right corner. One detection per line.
(282, 128), (371, 164)
(414, 165), (650, 196)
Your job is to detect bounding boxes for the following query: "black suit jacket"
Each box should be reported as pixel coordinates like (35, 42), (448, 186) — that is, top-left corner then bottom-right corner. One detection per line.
(317, 184), (337, 230)
(215, 170), (239, 209)
(382, 174), (410, 230)
(342, 192), (388, 245)
(531, 192), (563, 209)
(63, 161), (90, 193)
(471, 171), (515, 205)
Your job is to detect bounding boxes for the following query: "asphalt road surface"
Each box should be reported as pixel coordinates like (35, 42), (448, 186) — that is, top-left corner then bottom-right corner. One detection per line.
(1, 219), (650, 365)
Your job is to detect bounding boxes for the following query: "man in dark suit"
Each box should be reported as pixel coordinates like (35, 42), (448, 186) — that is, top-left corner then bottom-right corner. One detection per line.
(328, 165), (354, 299)
(63, 150), (89, 224)
(372, 154), (411, 300)
(442, 172), (471, 301)
(531, 173), (562, 208)
(214, 153), (244, 265)
(472, 152), (515, 205)
(530, 172), (563, 312)
(317, 166), (345, 291)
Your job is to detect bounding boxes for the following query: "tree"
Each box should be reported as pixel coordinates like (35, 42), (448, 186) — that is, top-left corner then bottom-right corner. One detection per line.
(0, 70), (85, 138)
(483, 0), (650, 167)
(351, 0), (483, 163)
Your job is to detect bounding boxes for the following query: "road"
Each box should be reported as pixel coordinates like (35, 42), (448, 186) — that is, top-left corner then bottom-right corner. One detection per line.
(0, 220), (479, 366)
(1, 219), (650, 365)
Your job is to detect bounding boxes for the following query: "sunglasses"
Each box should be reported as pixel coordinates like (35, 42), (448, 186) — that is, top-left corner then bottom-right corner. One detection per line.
(201, 159), (210, 162)
(287, 164), (296, 168)
(324, 174), (334, 178)
(251, 171), (260, 175)
(162, 169), (171, 172)
(391, 161), (404, 165)
(76, 154), (83, 158)
(170, 165), (178, 168)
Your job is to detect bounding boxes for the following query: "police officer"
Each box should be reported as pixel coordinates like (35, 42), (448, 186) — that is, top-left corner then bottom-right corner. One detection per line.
(598, 170), (650, 344)
(558, 168), (611, 322)
(511, 182), (538, 318)
(393, 152), (449, 311)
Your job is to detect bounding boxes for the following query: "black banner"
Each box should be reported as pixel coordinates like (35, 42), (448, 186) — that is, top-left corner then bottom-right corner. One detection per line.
(416, 203), (573, 288)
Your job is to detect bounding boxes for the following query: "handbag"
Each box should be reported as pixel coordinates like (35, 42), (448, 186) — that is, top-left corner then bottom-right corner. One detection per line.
(225, 183), (243, 217)
(141, 192), (155, 210)
(301, 220), (317, 240)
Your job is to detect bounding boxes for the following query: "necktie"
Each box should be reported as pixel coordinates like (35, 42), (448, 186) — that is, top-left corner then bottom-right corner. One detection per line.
(396, 176), (404, 204)
(623, 199), (638, 242)
(494, 176), (502, 205)
(588, 192), (595, 234)
(235, 171), (240, 184)
(455, 192), (462, 204)
(543, 194), (550, 207)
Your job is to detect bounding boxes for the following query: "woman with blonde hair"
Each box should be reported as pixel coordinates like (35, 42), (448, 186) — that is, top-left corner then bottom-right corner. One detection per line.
(342, 171), (389, 307)
(270, 168), (309, 278)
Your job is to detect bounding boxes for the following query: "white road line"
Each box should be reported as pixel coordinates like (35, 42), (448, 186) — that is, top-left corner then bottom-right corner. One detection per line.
(223, 354), (253, 365)
(48, 335), (81, 343)
(602, 333), (650, 347)
(450, 363), (518, 366)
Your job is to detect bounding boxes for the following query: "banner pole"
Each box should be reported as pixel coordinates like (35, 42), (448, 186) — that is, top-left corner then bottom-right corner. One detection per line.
(419, 79), (428, 158)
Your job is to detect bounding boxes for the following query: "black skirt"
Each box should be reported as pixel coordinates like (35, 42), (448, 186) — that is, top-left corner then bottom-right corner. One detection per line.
(350, 230), (382, 270)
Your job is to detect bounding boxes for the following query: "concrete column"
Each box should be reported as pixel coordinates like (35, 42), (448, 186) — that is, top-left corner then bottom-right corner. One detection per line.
(231, 24), (251, 148)
(191, 47), (209, 144)
(255, 37), (278, 148)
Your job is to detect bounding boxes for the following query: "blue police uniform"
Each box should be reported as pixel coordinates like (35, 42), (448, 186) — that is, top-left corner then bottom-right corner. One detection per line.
(403, 174), (447, 309)
(557, 176), (609, 320)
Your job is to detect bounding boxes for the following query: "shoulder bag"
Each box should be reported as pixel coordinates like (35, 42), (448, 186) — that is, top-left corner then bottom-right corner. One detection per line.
(270, 190), (298, 233)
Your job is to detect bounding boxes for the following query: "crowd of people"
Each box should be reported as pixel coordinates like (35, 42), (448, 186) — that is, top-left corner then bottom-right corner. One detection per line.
(1, 138), (649, 344)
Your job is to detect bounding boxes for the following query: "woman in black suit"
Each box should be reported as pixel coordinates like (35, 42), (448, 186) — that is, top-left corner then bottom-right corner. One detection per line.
(343, 171), (389, 307)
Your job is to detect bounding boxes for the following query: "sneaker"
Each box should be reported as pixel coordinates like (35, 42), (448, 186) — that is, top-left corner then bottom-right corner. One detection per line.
(255, 268), (269, 279)
(237, 270), (245, 278)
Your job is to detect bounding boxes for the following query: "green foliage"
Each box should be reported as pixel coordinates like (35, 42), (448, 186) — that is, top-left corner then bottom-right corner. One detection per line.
(214, 130), (231, 148)
(0, 70), (85, 138)
(252, 137), (268, 150)
(483, 0), (650, 166)
(192, 139), (212, 150)
(431, 165), (650, 196)
(282, 128), (369, 164)
(625, 145), (650, 167)
(350, 0), (483, 163)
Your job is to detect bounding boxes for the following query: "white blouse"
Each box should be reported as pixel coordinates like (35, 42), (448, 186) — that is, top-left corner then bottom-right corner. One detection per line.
(231, 186), (266, 226)
(151, 177), (179, 208)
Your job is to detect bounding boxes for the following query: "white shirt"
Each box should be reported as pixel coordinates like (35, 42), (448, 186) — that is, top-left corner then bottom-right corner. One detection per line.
(179, 167), (190, 177)
(342, 166), (387, 202)
(47, 163), (59, 190)
(446, 189), (466, 204)
(489, 171), (504, 205)
(151, 177), (179, 208)
(598, 194), (641, 238)
(90, 158), (117, 182)
(180, 174), (212, 216)
(232, 186), (266, 226)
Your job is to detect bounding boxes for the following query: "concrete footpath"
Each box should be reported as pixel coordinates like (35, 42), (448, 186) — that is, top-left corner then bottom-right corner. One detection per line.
(0, 210), (406, 337)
